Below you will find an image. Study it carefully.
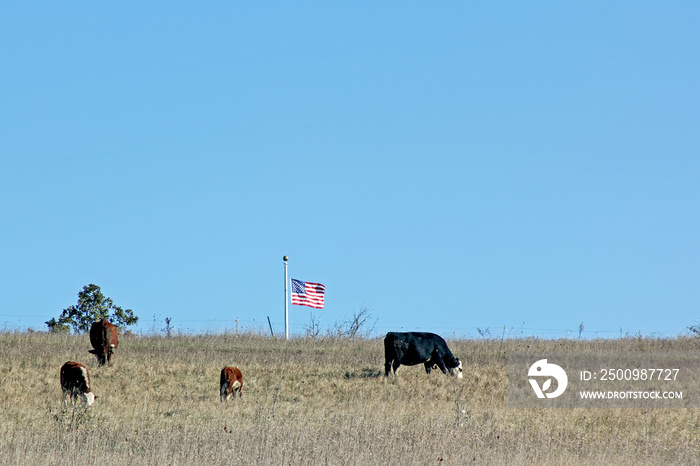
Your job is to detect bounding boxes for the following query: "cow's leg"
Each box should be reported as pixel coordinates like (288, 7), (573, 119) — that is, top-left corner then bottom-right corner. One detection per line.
(384, 360), (392, 377)
(392, 360), (401, 376)
(424, 362), (432, 375)
(70, 388), (79, 406)
(88, 349), (102, 366)
(231, 381), (241, 399)
(434, 356), (448, 375)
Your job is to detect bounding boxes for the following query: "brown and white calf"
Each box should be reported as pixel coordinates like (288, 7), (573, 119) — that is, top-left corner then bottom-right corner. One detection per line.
(220, 366), (243, 401)
(60, 361), (96, 407)
(88, 318), (119, 366)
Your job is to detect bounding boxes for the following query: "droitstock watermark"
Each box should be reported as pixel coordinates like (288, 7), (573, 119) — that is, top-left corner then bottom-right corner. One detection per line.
(508, 351), (700, 408)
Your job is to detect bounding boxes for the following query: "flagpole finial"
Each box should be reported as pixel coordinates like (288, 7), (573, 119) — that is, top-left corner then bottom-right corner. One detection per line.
(283, 256), (289, 262)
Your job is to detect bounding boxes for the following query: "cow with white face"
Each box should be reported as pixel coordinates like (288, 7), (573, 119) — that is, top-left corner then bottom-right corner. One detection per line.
(60, 361), (96, 407)
(88, 318), (119, 366)
(220, 366), (243, 401)
(384, 332), (463, 378)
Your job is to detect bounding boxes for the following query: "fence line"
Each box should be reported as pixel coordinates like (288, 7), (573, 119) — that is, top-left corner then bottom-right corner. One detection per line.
(0, 314), (688, 339)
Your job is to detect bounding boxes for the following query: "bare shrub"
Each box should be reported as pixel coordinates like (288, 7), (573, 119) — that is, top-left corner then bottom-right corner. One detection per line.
(331, 305), (375, 339)
(303, 312), (322, 339)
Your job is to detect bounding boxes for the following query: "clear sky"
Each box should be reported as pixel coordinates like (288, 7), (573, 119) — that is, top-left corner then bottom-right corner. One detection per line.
(1, 2), (698, 339)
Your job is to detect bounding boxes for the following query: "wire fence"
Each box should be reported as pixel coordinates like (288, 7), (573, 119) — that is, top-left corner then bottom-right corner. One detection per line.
(1, 313), (691, 340)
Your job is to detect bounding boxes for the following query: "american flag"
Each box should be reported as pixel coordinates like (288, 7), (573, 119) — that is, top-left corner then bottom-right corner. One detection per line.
(290, 279), (325, 309)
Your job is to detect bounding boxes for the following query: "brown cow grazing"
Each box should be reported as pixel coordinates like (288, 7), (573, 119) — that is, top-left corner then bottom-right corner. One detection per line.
(88, 318), (119, 366)
(220, 366), (243, 401)
(60, 361), (96, 407)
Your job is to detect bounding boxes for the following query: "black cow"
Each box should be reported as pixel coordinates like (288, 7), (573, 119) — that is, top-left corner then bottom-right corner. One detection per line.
(384, 332), (463, 378)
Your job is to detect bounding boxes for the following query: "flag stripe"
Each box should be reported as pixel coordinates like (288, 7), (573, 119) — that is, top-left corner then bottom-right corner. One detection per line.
(290, 279), (325, 309)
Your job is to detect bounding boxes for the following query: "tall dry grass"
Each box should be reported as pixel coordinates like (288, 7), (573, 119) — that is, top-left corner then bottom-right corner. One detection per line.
(1, 332), (698, 465)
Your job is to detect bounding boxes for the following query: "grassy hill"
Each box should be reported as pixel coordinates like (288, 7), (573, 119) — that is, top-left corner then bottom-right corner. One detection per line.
(1, 332), (698, 465)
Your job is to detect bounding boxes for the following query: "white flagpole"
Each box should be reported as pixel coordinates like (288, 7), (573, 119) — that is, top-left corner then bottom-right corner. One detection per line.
(283, 256), (289, 340)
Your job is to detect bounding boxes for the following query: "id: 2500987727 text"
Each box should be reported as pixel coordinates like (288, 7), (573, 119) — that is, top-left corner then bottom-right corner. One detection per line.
(580, 368), (679, 382)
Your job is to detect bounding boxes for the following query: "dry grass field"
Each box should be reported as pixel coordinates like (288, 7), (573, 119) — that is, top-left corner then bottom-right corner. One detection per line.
(1, 331), (699, 465)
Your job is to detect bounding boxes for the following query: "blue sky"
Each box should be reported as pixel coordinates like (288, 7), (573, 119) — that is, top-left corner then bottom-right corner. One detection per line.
(1, 2), (698, 338)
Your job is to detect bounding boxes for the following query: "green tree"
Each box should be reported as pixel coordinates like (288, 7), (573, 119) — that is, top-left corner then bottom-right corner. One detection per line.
(45, 317), (70, 333)
(46, 284), (138, 333)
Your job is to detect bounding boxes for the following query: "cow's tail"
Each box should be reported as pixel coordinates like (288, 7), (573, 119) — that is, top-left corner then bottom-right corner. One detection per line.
(383, 333), (395, 376)
(220, 370), (228, 401)
(103, 323), (110, 349)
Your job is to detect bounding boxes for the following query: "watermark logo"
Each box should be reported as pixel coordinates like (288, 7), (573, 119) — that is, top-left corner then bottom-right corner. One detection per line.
(528, 359), (568, 398)
(509, 352), (697, 408)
